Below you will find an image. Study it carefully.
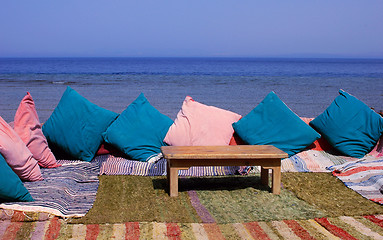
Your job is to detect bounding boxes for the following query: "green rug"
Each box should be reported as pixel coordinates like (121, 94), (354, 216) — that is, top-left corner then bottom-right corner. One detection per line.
(282, 172), (383, 217)
(70, 172), (382, 225)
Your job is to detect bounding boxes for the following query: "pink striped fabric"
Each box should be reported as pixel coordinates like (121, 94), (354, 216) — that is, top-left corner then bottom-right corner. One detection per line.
(1, 213), (382, 239)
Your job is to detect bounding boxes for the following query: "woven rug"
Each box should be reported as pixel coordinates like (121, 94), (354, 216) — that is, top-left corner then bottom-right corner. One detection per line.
(0, 160), (100, 218)
(0, 214), (382, 239)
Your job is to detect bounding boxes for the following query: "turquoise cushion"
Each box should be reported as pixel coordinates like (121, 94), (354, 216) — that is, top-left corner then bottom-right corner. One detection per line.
(0, 154), (33, 202)
(42, 87), (118, 161)
(232, 91), (320, 157)
(310, 90), (383, 158)
(102, 93), (173, 162)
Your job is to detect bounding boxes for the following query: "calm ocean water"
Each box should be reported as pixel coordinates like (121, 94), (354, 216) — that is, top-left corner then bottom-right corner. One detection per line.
(0, 57), (382, 123)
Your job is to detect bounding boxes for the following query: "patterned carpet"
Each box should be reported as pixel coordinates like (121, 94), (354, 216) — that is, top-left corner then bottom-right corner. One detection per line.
(0, 212), (382, 239)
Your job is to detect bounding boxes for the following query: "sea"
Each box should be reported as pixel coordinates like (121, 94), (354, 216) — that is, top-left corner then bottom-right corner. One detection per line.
(0, 57), (382, 123)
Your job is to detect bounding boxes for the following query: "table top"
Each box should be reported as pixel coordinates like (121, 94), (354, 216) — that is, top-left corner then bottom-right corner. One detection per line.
(161, 145), (288, 160)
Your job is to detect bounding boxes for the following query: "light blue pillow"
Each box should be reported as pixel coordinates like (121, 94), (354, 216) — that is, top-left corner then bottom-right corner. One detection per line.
(102, 93), (173, 162)
(42, 87), (118, 161)
(0, 154), (33, 202)
(232, 91), (320, 157)
(310, 90), (383, 158)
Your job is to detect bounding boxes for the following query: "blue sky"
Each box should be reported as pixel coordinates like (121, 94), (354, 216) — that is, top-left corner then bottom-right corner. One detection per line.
(1, 1), (382, 58)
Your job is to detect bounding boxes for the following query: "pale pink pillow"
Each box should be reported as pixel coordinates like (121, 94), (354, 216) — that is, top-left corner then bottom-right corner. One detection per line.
(0, 116), (43, 181)
(14, 92), (60, 168)
(164, 96), (242, 146)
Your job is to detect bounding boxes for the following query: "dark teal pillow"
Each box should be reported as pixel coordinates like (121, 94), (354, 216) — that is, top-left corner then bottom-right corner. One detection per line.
(310, 90), (383, 158)
(102, 93), (173, 162)
(42, 87), (118, 161)
(232, 91), (320, 157)
(0, 154), (33, 202)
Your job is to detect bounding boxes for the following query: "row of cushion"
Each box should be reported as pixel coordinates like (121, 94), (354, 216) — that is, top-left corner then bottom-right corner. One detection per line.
(42, 87), (383, 165)
(1, 93), (61, 202)
(3, 87), (382, 202)
(41, 87), (172, 163)
(233, 90), (383, 158)
(165, 90), (382, 158)
(42, 87), (242, 163)
(162, 90), (382, 158)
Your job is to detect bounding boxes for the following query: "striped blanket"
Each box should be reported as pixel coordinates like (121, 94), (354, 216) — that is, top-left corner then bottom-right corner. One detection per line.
(280, 134), (383, 173)
(96, 149), (367, 175)
(280, 149), (379, 173)
(0, 160), (100, 218)
(98, 155), (241, 176)
(327, 158), (383, 204)
(97, 147), (381, 176)
(1, 211), (382, 239)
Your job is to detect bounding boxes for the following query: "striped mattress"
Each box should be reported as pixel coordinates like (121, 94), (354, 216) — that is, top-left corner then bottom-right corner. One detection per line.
(0, 160), (100, 218)
(97, 155), (241, 176)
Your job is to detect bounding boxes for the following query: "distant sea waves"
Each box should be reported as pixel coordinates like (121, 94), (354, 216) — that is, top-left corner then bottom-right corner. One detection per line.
(0, 79), (76, 85)
(0, 57), (382, 123)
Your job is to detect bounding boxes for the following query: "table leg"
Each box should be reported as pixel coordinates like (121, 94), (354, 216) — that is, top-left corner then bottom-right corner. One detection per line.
(271, 166), (281, 194)
(167, 159), (170, 187)
(261, 167), (269, 186)
(169, 166), (179, 197)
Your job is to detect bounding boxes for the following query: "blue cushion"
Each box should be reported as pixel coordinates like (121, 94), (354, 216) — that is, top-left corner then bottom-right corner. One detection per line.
(310, 90), (383, 158)
(232, 91), (320, 157)
(0, 154), (33, 202)
(42, 87), (118, 161)
(102, 93), (173, 162)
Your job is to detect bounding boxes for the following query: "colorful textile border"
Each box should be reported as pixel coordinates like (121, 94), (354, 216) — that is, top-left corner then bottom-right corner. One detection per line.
(0, 215), (382, 239)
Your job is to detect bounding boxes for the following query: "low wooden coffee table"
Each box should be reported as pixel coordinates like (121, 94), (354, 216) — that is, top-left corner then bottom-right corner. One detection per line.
(161, 145), (288, 197)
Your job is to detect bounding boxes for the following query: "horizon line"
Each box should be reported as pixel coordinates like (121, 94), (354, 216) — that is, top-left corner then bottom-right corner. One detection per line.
(1, 56), (383, 60)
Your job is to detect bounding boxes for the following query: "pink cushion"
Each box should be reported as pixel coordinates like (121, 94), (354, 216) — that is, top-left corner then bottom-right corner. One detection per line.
(14, 93), (60, 168)
(164, 96), (242, 146)
(0, 116), (43, 181)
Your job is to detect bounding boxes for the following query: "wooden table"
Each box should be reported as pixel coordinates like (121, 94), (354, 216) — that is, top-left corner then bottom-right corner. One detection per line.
(161, 145), (288, 197)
